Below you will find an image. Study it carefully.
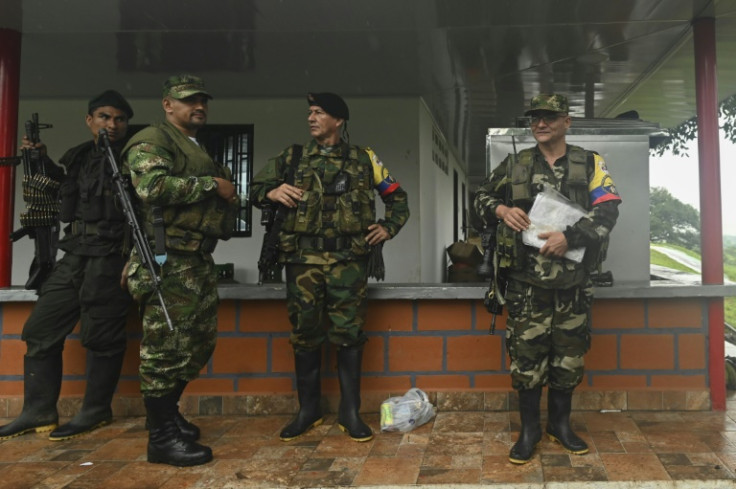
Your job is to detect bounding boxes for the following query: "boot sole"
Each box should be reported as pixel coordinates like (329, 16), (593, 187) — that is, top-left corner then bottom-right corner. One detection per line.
(279, 417), (324, 442)
(546, 433), (589, 455)
(48, 419), (111, 442)
(337, 423), (373, 442)
(147, 452), (213, 467)
(0, 423), (57, 441)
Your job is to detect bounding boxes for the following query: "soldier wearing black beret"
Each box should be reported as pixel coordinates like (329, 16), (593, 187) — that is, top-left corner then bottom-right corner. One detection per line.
(0, 90), (134, 442)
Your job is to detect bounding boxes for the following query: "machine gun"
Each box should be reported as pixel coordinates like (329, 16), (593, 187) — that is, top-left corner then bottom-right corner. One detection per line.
(257, 145), (301, 285)
(10, 113), (59, 290)
(99, 129), (174, 331)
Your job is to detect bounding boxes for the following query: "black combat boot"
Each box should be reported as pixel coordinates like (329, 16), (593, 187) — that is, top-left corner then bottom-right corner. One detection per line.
(0, 354), (62, 440)
(546, 388), (588, 455)
(145, 380), (200, 442)
(336, 346), (373, 442)
(280, 348), (324, 441)
(508, 386), (542, 464)
(144, 392), (213, 467)
(49, 351), (125, 441)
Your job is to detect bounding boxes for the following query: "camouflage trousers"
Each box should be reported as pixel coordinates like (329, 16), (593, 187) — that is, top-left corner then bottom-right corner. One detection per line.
(126, 250), (219, 397)
(285, 261), (368, 352)
(504, 278), (594, 391)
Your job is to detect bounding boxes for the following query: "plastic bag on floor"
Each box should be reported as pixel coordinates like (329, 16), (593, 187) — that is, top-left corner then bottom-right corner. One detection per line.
(380, 387), (436, 432)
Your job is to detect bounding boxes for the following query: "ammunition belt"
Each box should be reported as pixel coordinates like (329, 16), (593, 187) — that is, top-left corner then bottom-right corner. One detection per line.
(297, 235), (352, 252)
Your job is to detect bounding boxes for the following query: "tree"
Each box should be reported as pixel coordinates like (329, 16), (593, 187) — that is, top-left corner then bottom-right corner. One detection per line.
(650, 187), (700, 251)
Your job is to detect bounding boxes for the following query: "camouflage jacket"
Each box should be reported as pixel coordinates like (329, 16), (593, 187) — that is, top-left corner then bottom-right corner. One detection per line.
(251, 139), (409, 265)
(122, 121), (239, 253)
(474, 144), (621, 288)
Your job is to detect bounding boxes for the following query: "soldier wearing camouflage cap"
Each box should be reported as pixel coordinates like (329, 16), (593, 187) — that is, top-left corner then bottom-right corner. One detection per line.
(1, 90), (134, 442)
(251, 93), (409, 443)
(121, 74), (239, 467)
(474, 93), (621, 464)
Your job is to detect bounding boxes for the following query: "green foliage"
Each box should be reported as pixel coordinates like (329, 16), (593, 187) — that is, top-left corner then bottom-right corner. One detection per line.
(650, 248), (698, 274)
(650, 93), (736, 156)
(649, 187), (700, 251)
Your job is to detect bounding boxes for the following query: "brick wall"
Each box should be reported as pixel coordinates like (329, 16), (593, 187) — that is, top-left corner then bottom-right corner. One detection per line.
(0, 296), (711, 417)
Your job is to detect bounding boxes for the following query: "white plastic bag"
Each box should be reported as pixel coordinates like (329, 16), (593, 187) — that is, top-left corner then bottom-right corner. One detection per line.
(380, 387), (436, 432)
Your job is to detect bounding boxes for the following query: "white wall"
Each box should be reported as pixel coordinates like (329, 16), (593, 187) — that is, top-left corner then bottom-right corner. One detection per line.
(13, 96), (439, 285)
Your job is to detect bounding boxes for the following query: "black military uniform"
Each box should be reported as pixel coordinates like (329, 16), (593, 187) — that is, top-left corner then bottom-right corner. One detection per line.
(0, 90), (134, 441)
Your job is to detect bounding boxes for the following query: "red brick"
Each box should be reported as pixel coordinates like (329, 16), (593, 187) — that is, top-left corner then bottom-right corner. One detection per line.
(216, 300), (238, 332)
(590, 375), (647, 388)
(417, 301), (471, 331)
(620, 334), (674, 370)
(237, 377), (293, 393)
(591, 300), (645, 329)
(239, 300), (291, 333)
(365, 300), (413, 332)
(121, 340), (141, 376)
(446, 335), (501, 371)
(59, 380), (86, 396)
(475, 301), (508, 333)
(388, 336), (443, 372)
(1, 303), (34, 335)
(0, 381), (24, 396)
(186, 378), (236, 393)
(474, 374), (512, 389)
(650, 375), (707, 388)
(363, 338), (385, 373)
(0, 339), (25, 375)
(587, 334), (618, 370)
(117, 379), (142, 395)
(212, 338), (268, 374)
(415, 375), (470, 389)
(648, 300), (703, 328)
(61, 339), (88, 376)
(271, 337), (294, 373)
(678, 334), (706, 369)
(361, 376), (412, 392)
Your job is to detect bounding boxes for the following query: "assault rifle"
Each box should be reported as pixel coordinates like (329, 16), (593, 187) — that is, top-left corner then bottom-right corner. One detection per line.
(479, 136), (517, 334)
(257, 145), (301, 285)
(10, 113), (59, 290)
(99, 129), (174, 331)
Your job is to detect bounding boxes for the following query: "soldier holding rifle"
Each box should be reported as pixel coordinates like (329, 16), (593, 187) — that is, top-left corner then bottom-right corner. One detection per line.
(0, 90), (134, 442)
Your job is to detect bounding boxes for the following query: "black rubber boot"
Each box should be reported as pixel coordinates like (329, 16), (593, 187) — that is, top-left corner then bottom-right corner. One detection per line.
(144, 392), (213, 467)
(336, 346), (373, 442)
(49, 351), (125, 441)
(508, 386), (542, 464)
(145, 380), (200, 442)
(546, 388), (588, 455)
(280, 348), (324, 441)
(0, 354), (62, 440)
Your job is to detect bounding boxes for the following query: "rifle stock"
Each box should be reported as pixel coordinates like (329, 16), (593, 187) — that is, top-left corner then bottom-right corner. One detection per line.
(99, 129), (174, 332)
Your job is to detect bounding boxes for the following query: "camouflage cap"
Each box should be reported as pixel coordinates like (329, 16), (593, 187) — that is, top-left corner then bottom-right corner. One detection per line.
(162, 74), (212, 100)
(524, 93), (569, 115)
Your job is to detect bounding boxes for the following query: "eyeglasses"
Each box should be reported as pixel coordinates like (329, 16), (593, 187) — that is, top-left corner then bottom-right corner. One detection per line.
(529, 113), (567, 125)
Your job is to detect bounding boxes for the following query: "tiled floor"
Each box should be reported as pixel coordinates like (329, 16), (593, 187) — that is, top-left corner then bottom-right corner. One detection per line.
(3, 399), (736, 489)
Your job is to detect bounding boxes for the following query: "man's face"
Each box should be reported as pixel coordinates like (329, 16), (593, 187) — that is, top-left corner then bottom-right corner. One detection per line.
(163, 94), (209, 134)
(307, 105), (341, 143)
(529, 110), (570, 145)
(86, 106), (129, 143)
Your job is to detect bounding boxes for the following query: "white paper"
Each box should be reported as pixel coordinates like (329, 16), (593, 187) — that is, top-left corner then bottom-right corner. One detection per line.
(521, 188), (587, 263)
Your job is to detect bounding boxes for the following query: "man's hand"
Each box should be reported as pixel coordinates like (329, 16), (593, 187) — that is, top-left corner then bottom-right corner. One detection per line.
(20, 135), (46, 156)
(214, 177), (238, 203)
(538, 230), (568, 258)
(365, 223), (390, 245)
(267, 183), (303, 208)
(496, 204), (530, 232)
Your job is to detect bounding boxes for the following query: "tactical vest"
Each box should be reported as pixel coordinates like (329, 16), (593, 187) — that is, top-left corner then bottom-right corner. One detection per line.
(496, 145), (605, 285)
(57, 140), (126, 242)
(123, 121), (236, 253)
(279, 144), (376, 256)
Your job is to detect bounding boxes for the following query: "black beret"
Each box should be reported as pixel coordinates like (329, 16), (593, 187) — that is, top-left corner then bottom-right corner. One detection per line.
(88, 89), (134, 119)
(307, 92), (349, 120)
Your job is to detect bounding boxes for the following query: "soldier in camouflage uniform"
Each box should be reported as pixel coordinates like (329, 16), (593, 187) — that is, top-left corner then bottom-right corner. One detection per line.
(474, 93), (621, 464)
(122, 75), (239, 467)
(0, 91), (134, 442)
(251, 93), (409, 443)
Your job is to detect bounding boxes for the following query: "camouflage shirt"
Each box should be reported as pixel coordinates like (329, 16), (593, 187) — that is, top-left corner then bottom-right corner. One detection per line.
(474, 144), (621, 288)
